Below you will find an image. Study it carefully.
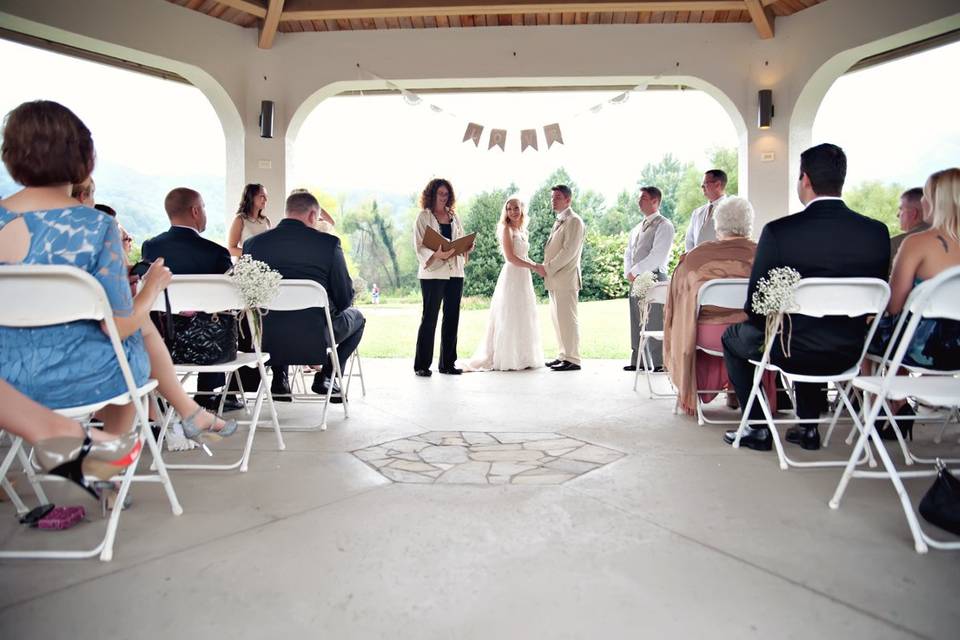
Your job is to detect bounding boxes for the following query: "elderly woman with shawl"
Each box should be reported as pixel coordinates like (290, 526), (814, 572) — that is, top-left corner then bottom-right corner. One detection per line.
(663, 196), (775, 416)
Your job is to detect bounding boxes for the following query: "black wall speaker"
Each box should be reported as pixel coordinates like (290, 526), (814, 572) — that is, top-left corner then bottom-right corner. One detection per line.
(259, 100), (274, 138)
(758, 89), (774, 129)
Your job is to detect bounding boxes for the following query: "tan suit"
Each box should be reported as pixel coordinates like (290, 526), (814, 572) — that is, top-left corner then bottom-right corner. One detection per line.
(543, 208), (585, 365)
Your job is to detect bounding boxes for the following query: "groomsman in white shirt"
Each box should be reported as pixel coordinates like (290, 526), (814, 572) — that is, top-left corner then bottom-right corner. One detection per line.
(684, 169), (728, 251)
(623, 186), (675, 371)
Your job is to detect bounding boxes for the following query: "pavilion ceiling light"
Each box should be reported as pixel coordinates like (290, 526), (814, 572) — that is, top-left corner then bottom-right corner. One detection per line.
(758, 89), (774, 129)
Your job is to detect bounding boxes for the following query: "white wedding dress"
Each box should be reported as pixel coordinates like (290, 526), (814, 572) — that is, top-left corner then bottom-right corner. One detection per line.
(462, 227), (544, 371)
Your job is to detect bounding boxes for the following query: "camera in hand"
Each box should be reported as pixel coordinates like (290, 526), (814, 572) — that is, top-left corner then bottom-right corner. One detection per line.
(129, 260), (152, 278)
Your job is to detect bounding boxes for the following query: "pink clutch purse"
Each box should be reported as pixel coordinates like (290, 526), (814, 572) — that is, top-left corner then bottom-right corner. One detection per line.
(36, 506), (86, 530)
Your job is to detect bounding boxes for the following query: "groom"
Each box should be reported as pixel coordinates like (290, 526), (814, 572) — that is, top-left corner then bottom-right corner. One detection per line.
(534, 184), (585, 372)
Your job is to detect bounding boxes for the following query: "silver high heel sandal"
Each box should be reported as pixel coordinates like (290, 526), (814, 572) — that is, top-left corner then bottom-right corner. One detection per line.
(179, 407), (239, 443)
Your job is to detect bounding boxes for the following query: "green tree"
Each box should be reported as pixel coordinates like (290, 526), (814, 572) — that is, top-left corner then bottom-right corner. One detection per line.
(342, 200), (403, 287)
(460, 185), (515, 296)
(844, 180), (902, 236)
(581, 231), (629, 300)
(595, 189), (641, 235)
(636, 153), (687, 221)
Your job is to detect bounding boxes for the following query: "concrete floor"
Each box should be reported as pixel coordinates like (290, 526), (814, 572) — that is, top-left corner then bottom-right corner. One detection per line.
(1, 358), (958, 639)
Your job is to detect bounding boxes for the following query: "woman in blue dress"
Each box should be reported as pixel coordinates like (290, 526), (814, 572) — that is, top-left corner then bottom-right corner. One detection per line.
(0, 101), (234, 492)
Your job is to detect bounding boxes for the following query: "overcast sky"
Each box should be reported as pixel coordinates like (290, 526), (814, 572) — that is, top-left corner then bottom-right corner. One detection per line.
(1, 37), (958, 204)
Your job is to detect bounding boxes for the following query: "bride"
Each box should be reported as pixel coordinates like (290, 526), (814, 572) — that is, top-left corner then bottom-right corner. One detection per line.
(461, 196), (544, 371)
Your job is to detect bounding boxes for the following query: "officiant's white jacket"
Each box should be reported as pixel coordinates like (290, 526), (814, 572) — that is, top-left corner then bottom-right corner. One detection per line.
(414, 208), (466, 280)
(543, 207), (585, 291)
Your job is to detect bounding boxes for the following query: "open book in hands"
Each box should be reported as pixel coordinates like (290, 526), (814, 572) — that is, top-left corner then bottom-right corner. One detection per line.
(422, 226), (477, 257)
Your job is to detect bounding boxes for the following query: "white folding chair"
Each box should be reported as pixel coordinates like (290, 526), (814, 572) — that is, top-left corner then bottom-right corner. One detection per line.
(731, 277), (890, 470)
(264, 280), (348, 431)
(830, 267), (960, 553)
(692, 278), (749, 426)
(151, 275), (284, 472)
(633, 281), (675, 398)
(0, 265), (182, 561)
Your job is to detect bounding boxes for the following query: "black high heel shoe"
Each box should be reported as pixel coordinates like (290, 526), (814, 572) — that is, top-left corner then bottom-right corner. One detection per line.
(33, 433), (142, 500)
(877, 404), (915, 442)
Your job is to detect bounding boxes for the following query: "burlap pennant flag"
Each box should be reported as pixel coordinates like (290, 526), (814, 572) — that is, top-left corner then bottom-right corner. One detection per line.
(488, 128), (506, 151)
(543, 123), (564, 148)
(462, 122), (484, 146)
(520, 129), (538, 152)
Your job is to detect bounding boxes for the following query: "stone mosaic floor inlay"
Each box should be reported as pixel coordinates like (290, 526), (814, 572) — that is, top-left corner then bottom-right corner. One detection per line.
(353, 431), (624, 485)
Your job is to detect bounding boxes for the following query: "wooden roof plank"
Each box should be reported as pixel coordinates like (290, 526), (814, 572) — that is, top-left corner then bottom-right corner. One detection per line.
(258, 0), (284, 49)
(745, 0), (775, 38)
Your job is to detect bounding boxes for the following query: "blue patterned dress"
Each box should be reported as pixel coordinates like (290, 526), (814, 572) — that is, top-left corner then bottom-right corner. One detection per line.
(0, 205), (150, 408)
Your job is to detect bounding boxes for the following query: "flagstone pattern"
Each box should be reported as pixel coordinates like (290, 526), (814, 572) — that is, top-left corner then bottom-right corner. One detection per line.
(352, 432), (624, 485)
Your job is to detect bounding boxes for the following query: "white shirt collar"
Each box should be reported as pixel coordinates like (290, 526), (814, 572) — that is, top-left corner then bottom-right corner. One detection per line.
(554, 207), (572, 222)
(172, 224), (201, 235)
(804, 196), (844, 209)
(708, 194), (727, 205)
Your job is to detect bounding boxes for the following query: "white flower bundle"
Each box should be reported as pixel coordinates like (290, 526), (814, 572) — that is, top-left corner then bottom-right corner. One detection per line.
(631, 271), (659, 327)
(631, 270), (658, 300)
(751, 266), (801, 356)
(230, 255), (282, 309)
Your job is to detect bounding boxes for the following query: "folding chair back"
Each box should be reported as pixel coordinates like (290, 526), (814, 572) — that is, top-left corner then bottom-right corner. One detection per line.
(265, 279), (346, 429)
(647, 281), (669, 305)
(696, 278), (749, 313)
(634, 281), (674, 398)
(150, 274), (246, 314)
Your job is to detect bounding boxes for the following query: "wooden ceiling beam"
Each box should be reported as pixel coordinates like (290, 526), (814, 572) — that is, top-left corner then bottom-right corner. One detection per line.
(744, 0), (774, 38)
(215, 0), (268, 18)
(278, 2), (750, 22)
(259, 0), (286, 48)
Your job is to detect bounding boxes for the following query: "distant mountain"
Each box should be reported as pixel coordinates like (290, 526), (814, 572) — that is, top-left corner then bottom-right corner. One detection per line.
(1, 161), (227, 246)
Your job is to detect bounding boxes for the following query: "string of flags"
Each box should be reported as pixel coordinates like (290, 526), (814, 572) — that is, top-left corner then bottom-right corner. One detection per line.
(357, 65), (649, 153)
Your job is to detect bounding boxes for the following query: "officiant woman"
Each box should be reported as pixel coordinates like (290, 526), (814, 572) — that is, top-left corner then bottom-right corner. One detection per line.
(413, 178), (471, 377)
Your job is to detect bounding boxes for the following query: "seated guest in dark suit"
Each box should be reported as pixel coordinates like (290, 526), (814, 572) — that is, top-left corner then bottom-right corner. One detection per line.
(722, 143), (890, 452)
(243, 190), (364, 403)
(142, 187), (242, 411)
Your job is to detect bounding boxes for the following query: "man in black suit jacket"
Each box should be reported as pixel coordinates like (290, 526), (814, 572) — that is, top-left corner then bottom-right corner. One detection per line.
(722, 143), (890, 452)
(244, 190), (364, 402)
(142, 187), (240, 410)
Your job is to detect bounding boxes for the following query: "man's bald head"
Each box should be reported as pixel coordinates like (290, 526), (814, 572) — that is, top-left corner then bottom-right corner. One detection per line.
(164, 187), (207, 232)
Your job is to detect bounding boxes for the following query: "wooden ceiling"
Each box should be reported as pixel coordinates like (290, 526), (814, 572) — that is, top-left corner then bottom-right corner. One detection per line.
(166, 1), (826, 48)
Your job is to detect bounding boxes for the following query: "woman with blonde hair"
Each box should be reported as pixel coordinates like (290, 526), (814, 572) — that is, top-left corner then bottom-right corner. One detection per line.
(462, 196), (543, 371)
(872, 167), (960, 370)
(227, 183), (271, 256)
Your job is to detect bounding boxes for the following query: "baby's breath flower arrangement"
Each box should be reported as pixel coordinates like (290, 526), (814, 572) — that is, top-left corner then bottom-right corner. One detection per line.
(751, 266), (801, 356)
(631, 271), (659, 328)
(230, 255), (282, 341)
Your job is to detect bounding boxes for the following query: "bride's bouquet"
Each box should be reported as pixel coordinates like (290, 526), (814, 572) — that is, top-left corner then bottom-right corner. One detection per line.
(631, 271), (659, 328)
(230, 255), (282, 341)
(750, 266), (801, 356)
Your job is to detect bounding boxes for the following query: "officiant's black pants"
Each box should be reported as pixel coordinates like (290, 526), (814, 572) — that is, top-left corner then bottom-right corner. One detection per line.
(415, 277), (463, 371)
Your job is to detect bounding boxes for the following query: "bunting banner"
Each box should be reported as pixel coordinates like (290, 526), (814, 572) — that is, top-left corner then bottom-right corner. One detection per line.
(488, 129), (507, 151)
(463, 122), (484, 147)
(544, 123), (564, 149)
(520, 128), (538, 152)
(357, 65), (651, 153)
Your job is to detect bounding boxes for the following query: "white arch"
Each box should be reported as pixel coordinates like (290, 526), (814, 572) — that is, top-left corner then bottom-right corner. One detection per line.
(0, 11), (244, 229)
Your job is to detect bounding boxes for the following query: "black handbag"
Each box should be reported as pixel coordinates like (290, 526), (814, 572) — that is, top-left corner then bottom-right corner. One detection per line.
(918, 460), (960, 536)
(160, 290), (238, 366)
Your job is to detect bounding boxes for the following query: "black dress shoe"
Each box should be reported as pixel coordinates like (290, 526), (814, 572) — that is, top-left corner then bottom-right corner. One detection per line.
(551, 361), (581, 371)
(220, 396), (245, 412)
(270, 381), (292, 402)
(723, 425), (773, 451)
(623, 364), (637, 371)
(785, 425), (821, 450)
(311, 377), (343, 403)
(545, 359), (563, 368)
(414, 369), (432, 377)
(438, 367), (463, 375)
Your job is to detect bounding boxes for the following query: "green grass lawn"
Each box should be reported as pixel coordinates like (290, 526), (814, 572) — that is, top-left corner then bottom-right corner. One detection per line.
(356, 298), (631, 360)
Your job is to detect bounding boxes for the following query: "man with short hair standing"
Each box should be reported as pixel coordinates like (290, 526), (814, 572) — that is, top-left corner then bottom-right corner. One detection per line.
(244, 191), (364, 402)
(890, 187), (928, 261)
(622, 186), (675, 371)
(721, 143), (890, 452)
(685, 169), (728, 251)
(142, 187), (239, 411)
(535, 185), (585, 371)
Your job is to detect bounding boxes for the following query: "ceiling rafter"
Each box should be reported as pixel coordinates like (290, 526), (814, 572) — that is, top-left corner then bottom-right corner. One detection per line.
(170, 0), (819, 48)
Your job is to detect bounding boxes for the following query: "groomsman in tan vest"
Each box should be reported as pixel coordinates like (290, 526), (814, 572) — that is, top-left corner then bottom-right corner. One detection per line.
(534, 184), (585, 371)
